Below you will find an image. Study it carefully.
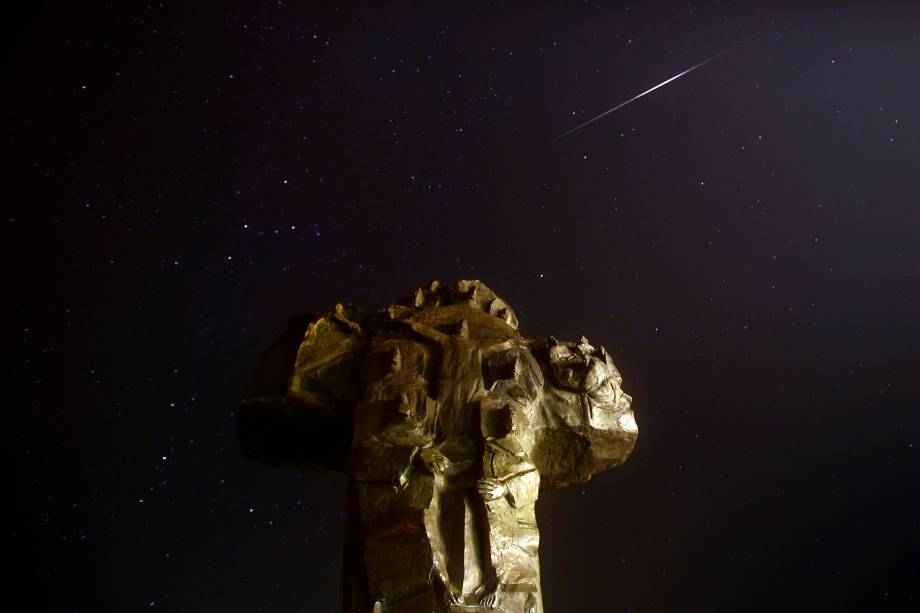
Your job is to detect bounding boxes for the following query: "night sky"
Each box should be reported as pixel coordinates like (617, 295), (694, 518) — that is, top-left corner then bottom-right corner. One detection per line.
(10, 2), (920, 611)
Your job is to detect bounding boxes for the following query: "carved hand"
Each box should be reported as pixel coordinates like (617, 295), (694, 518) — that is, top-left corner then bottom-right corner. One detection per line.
(419, 448), (451, 475)
(477, 478), (507, 501)
(479, 583), (503, 609)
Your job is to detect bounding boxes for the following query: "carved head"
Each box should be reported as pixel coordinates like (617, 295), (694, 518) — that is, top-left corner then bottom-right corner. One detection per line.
(533, 336), (637, 487)
(482, 403), (516, 440)
(547, 336), (633, 414)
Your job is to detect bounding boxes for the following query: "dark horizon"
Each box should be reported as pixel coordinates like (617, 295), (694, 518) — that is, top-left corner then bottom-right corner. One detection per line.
(10, 2), (919, 611)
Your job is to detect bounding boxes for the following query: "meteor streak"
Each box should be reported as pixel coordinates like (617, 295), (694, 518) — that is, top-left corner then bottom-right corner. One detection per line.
(550, 48), (732, 144)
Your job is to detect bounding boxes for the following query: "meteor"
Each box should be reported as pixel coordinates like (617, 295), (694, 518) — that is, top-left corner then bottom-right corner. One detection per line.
(549, 48), (732, 144)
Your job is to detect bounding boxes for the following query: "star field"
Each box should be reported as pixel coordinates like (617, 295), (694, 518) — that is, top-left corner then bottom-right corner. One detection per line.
(9, 2), (920, 611)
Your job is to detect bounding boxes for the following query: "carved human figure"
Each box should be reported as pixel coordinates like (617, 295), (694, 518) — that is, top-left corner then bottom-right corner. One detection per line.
(238, 280), (637, 613)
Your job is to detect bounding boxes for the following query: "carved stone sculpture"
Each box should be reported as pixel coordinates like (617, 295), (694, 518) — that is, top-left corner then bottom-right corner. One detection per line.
(238, 280), (637, 613)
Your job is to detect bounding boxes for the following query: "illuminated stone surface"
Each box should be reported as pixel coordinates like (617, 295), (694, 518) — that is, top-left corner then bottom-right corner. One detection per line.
(239, 280), (637, 612)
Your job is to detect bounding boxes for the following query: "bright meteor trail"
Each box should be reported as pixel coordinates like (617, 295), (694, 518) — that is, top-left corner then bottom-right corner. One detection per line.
(550, 48), (732, 144)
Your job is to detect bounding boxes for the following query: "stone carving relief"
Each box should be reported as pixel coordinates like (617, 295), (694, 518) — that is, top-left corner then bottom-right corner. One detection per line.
(238, 280), (637, 612)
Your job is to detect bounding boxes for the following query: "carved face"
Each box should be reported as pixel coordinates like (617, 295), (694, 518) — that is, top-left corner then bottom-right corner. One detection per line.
(548, 340), (631, 410)
(535, 337), (636, 487)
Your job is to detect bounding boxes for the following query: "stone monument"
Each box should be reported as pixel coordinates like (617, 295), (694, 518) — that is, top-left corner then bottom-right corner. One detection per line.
(238, 280), (637, 612)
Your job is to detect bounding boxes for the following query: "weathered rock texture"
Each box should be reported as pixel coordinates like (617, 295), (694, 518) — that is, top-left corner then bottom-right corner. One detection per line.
(238, 280), (637, 613)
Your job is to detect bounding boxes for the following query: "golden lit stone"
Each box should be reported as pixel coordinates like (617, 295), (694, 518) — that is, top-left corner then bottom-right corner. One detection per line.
(239, 280), (637, 612)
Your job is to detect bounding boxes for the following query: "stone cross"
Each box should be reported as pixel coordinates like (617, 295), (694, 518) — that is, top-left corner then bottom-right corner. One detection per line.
(238, 280), (637, 613)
